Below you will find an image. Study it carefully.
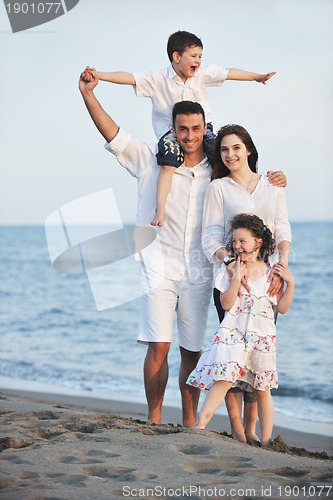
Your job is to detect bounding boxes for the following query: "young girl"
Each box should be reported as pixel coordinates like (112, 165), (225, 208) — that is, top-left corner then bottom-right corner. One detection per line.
(187, 213), (295, 444)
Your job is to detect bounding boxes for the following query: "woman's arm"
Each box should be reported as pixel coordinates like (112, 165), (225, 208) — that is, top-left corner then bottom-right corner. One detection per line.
(267, 187), (292, 296)
(273, 264), (295, 314)
(201, 182), (226, 263)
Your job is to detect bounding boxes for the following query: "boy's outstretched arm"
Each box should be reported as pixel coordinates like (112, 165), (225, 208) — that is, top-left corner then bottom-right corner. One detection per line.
(227, 68), (276, 84)
(81, 66), (136, 85)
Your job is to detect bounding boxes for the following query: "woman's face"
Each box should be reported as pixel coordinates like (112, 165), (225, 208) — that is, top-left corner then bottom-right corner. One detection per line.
(220, 134), (250, 172)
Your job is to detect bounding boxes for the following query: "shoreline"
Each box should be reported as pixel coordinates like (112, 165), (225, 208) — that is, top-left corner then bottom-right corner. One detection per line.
(1, 384), (332, 456)
(1, 375), (332, 438)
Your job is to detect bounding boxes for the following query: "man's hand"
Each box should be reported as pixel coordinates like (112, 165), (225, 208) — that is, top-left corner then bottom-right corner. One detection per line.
(80, 66), (97, 82)
(79, 69), (99, 94)
(267, 170), (287, 187)
(256, 72), (276, 84)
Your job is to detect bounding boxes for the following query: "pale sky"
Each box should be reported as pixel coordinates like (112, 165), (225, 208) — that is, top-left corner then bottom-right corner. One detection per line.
(1, 0), (332, 225)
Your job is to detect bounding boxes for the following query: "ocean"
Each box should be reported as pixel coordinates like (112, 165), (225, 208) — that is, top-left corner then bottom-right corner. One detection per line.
(0, 223), (332, 436)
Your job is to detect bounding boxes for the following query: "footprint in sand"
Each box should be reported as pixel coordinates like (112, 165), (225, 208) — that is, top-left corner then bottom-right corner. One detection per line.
(0, 436), (33, 452)
(51, 449), (120, 465)
(183, 457), (256, 475)
(83, 465), (157, 481)
(269, 466), (310, 478)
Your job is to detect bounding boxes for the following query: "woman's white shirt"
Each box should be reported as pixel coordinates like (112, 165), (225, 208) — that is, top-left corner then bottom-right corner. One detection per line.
(201, 175), (292, 276)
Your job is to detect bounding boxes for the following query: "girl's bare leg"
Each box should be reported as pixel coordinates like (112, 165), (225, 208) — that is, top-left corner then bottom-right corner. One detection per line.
(255, 389), (274, 444)
(195, 380), (233, 429)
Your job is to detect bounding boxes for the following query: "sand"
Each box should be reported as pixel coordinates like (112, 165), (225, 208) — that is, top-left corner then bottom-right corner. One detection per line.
(0, 390), (332, 500)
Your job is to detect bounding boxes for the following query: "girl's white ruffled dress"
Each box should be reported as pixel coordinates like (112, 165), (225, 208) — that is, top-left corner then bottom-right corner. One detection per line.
(187, 268), (278, 392)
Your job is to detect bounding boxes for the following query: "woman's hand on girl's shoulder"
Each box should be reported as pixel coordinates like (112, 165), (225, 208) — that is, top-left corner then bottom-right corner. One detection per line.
(272, 263), (295, 286)
(267, 265), (283, 296)
(267, 170), (287, 187)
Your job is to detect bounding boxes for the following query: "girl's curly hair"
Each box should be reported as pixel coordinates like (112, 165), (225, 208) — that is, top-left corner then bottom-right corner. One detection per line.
(226, 213), (276, 263)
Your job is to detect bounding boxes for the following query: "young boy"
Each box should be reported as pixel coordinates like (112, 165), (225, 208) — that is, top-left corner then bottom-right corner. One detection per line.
(81, 30), (275, 226)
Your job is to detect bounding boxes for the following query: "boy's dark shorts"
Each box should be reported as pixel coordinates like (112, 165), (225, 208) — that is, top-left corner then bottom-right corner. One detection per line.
(156, 123), (215, 167)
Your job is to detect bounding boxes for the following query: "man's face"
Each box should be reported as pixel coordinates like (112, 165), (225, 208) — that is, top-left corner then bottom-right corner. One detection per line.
(173, 113), (206, 155)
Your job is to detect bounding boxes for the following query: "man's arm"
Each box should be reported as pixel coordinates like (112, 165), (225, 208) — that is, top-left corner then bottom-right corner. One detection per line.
(227, 68), (276, 84)
(79, 75), (119, 143)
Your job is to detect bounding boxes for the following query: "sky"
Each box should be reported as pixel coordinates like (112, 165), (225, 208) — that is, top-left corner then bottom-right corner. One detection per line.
(1, 0), (332, 225)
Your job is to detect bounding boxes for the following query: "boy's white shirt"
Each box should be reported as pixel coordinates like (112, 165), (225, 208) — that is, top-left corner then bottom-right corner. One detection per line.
(133, 64), (229, 139)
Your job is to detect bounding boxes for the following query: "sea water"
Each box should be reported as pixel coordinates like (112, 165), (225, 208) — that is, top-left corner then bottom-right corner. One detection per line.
(0, 223), (332, 436)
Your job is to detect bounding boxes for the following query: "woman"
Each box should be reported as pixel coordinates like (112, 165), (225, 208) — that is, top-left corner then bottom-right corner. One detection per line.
(201, 124), (291, 443)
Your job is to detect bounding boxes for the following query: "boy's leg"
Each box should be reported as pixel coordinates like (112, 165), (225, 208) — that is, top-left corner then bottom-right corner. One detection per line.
(151, 166), (176, 227)
(156, 130), (184, 168)
(154, 130), (183, 227)
(202, 122), (216, 159)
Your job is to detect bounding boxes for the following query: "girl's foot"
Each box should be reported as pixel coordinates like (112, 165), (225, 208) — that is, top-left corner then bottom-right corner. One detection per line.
(193, 423), (206, 430)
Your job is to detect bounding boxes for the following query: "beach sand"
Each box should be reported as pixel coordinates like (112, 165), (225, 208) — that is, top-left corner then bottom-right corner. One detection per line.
(0, 390), (332, 500)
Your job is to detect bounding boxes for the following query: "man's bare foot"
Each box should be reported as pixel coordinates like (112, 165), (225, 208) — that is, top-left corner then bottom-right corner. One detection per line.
(183, 417), (197, 428)
(147, 417), (161, 425)
(147, 410), (162, 425)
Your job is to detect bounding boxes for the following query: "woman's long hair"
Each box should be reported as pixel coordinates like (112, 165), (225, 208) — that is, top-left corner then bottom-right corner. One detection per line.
(211, 124), (258, 180)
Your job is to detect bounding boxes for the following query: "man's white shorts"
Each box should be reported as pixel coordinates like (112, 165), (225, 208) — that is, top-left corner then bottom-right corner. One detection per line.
(137, 271), (212, 352)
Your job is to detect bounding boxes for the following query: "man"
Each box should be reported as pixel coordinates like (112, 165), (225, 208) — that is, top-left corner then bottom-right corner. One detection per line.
(79, 74), (214, 427)
(79, 73), (285, 429)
